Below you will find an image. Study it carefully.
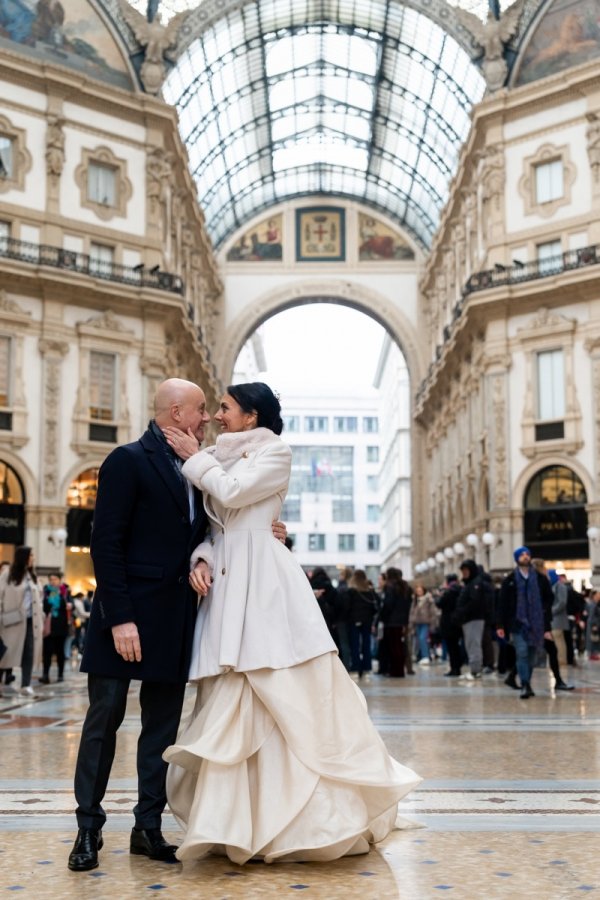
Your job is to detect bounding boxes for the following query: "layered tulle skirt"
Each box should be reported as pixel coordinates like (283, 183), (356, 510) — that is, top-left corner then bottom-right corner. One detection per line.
(164, 652), (421, 864)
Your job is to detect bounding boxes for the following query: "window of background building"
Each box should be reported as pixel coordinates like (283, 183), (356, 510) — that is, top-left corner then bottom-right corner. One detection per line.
(308, 533), (326, 551)
(333, 416), (357, 432)
(0, 220), (9, 250)
(281, 496), (301, 521)
(537, 349), (565, 420)
(288, 446), (353, 495)
(0, 136), (13, 179)
(363, 416), (378, 433)
(89, 351), (115, 422)
(304, 415), (328, 432)
(89, 242), (114, 276)
(332, 497), (354, 521)
(535, 159), (563, 204)
(283, 415), (300, 432)
(367, 474), (378, 491)
(88, 161), (116, 206)
(367, 504), (380, 522)
(338, 534), (355, 551)
(537, 239), (562, 275)
(535, 348), (565, 440)
(367, 534), (380, 551)
(366, 445), (379, 463)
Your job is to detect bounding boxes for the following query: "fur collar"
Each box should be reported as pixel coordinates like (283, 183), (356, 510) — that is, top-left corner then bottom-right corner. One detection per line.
(207, 427), (280, 465)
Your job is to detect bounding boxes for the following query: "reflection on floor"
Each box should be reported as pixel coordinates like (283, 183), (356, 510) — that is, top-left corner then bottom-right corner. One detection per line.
(1, 657), (599, 898)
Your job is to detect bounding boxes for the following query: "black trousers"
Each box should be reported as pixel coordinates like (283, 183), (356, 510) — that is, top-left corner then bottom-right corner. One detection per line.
(74, 674), (186, 831)
(43, 634), (65, 679)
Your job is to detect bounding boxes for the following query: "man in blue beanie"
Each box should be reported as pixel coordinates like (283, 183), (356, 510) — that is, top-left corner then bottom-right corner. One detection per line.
(497, 547), (553, 699)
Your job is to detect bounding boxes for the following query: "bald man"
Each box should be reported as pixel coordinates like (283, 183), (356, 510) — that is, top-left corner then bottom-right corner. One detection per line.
(69, 379), (283, 872)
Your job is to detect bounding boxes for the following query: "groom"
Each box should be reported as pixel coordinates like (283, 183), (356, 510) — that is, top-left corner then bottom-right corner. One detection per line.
(68, 378), (283, 871)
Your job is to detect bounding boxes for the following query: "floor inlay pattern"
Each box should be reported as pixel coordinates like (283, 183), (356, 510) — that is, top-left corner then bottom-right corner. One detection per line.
(1, 660), (599, 897)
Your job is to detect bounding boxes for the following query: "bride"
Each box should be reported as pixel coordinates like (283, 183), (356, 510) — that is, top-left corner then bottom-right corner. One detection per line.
(163, 382), (421, 865)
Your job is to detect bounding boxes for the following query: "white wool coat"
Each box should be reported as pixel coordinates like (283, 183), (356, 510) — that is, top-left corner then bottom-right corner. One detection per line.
(182, 427), (336, 679)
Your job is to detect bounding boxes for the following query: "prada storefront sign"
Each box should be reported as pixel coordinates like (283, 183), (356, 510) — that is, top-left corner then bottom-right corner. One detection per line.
(524, 506), (588, 559)
(0, 502), (25, 545)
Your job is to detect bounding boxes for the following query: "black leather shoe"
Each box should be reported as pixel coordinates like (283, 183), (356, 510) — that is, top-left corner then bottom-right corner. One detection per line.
(68, 827), (103, 871)
(504, 672), (520, 690)
(556, 681), (575, 691)
(130, 828), (179, 862)
(519, 682), (535, 699)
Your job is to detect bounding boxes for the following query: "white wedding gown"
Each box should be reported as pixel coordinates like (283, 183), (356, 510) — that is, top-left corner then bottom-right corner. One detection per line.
(164, 429), (421, 864)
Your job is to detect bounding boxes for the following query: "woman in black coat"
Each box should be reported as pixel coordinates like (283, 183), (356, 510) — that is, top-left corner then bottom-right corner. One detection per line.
(379, 568), (414, 677)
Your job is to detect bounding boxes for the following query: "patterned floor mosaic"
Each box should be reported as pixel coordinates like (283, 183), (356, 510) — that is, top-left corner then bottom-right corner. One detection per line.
(1, 657), (599, 897)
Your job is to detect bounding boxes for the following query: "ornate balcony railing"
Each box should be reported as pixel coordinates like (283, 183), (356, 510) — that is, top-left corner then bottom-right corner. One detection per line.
(464, 244), (599, 294)
(0, 236), (184, 295)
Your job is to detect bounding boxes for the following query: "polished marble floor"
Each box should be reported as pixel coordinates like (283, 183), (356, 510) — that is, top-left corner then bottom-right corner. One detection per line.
(1, 656), (599, 898)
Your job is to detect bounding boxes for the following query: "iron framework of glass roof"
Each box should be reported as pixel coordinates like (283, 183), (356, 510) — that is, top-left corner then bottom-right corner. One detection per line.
(157, 0), (486, 249)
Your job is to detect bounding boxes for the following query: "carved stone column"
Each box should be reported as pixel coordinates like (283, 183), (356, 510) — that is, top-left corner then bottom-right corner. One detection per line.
(38, 338), (69, 501)
(485, 365), (513, 570)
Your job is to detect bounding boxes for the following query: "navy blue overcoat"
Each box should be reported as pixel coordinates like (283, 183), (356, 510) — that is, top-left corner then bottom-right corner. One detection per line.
(81, 427), (208, 683)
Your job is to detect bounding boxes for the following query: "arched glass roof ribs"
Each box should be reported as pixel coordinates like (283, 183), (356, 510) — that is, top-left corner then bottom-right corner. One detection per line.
(162, 0), (486, 249)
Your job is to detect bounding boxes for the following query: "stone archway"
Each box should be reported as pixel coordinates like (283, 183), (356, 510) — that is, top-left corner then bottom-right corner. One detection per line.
(217, 279), (425, 389)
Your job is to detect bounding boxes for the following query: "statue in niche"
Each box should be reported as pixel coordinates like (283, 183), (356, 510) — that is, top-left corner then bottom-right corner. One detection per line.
(118, 0), (189, 94)
(455, 0), (526, 91)
(45, 115), (65, 178)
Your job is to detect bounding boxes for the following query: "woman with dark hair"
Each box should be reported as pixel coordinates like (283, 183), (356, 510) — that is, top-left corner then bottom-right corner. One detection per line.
(0, 546), (43, 697)
(162, 382), (420, 864)
(347, 569), (378, 677)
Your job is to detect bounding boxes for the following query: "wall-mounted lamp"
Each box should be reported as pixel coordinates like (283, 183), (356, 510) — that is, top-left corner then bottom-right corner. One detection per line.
(587, 526), (600, 544)
(48, 527), (68, 547)
(453, 541), (465, 557)
(435, 551), (446, 565)
(444, 546), (455, 560)
(465, 533), (479, 548)
(481, 531), (496, 547)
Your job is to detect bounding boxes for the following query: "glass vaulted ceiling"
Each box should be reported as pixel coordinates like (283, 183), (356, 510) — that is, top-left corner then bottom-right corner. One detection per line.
(154, 1), (486, 249)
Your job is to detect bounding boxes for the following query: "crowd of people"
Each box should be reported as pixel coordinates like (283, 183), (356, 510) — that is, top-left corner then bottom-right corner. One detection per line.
(0, 554), (92, 698)
(308, 548), (600, 698)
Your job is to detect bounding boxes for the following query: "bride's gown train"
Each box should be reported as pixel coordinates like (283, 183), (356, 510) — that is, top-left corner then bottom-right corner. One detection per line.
(165, 652), (421, 864)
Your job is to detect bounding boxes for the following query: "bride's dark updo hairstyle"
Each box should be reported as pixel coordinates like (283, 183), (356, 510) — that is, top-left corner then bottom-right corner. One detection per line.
(227, 382), (283, 435)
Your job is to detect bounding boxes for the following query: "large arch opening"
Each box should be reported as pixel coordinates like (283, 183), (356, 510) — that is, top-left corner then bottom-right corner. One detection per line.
(231, 301), (413, 583)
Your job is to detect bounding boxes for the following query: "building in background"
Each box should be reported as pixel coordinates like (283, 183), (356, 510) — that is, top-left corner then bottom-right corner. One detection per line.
(275, 386), (382, 585)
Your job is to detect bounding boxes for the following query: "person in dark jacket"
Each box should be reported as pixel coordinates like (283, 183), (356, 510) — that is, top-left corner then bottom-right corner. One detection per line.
(68, 378), (287, 874)
(379, 567), (413, 677)
(347, 569), (378, 677)
(455, 560), (487, 680)
(309, 567), (339, 638)
(41, 573), (70, 683)
(436, 574), (463, 677)
(497, 546), (553, 699)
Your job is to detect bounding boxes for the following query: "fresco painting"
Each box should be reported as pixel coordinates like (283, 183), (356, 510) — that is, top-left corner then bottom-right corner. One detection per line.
(226, 214), (283, 262)
(0, 0), (132, 89)
(358, 213), (415, 261)
(517, 0), (600, 85)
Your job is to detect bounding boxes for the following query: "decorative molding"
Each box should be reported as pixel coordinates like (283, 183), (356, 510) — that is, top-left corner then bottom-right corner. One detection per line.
(0, 113), (32, 194)
(77, 309), (134, 340)
(74, 145), (132, 221)
(0, 289), (31, 322)
(587, 113), (600, 194)
(491, 373), (509, 508)
(518, 142), (576, 219)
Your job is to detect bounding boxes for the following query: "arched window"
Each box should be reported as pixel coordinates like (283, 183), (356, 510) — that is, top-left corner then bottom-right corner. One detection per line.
(524, 465), (588, 559)
(0, 459), (25, 555)
(66, 468), (98, 547)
